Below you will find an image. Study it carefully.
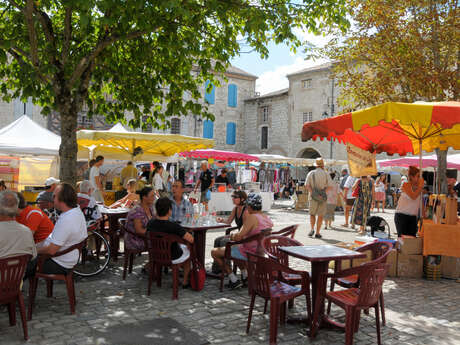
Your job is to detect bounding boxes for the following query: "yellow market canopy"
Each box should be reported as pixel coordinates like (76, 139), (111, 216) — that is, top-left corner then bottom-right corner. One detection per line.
(77, 127), (214, 161)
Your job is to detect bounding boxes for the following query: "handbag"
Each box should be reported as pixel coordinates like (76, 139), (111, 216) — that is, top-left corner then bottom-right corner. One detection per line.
(310, 172), (327, 202)
(352, 180), (361, 198)
(190, 248), (206, 291)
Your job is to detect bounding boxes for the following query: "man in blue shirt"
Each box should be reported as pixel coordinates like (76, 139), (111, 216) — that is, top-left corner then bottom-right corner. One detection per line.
(170, 180), (193, 223)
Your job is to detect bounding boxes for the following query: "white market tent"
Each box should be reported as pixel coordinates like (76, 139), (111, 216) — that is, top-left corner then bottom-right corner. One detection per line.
(0, 115), (60, 156)
(250, 153), (346, 167)
(0, 115), (59, 189)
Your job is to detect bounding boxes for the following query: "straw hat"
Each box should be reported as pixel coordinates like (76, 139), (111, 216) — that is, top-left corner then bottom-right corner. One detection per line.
(314, 158), (324, 167)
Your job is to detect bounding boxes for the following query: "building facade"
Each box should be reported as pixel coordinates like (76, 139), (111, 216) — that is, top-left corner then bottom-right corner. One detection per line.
(243, 62), (347, 160)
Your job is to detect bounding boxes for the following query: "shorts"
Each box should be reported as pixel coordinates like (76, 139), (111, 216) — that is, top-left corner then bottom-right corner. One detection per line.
(201, 190), (210, 202)
(231, 245), (247, 261)
(172, 244), (190, 264)
(309, 199), (327, 216)
(346, 198), (355, 207)
(324, 204), (336, 221)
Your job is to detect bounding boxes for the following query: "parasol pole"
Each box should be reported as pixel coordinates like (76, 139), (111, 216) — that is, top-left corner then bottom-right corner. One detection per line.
(419, 138), (423, 231)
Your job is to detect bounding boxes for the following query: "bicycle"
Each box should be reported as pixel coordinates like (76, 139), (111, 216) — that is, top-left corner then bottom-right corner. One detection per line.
(74, 219), (111, 277)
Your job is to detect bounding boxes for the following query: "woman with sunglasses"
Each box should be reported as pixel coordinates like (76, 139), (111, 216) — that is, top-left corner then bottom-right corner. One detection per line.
(212, 190), (249, 274)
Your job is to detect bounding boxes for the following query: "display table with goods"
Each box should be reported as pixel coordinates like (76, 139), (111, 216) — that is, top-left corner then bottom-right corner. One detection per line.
(420, 220), (460, 258)
(208, 191), (273, 212)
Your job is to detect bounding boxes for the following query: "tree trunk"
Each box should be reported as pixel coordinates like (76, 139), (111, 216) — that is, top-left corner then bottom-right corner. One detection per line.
(58, 103), (78, 186)
(435, 148), (447, 194)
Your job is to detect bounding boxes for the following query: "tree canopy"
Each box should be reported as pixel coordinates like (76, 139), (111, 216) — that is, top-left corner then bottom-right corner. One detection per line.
(316, 0), (459, 193)
(0, 0), (349, 184)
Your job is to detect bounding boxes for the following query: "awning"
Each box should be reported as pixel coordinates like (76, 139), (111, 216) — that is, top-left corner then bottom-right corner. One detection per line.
(179, 149), (259, 162)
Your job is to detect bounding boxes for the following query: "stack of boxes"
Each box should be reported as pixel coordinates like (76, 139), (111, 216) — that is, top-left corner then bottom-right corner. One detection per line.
(397, 237), (424, 278)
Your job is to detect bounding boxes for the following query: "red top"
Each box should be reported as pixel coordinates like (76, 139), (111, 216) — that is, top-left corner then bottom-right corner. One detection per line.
(16, 206), (54, 243)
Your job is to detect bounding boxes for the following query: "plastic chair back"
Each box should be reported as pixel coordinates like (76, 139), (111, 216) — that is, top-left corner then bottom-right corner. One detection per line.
(147, 232), (183, 266)
(262, 235), (303, 266)
(0, 255), (31, 304)
(247, 252), (273, 299)
(356, 263), (389, 308)
(269, 224), (299, 238)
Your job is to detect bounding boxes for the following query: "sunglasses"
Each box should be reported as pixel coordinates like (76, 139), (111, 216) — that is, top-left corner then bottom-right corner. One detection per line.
(231, 195), (240, 199)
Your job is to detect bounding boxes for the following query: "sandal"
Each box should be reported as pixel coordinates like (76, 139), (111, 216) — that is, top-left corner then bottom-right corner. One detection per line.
(341, 224), (349, 228)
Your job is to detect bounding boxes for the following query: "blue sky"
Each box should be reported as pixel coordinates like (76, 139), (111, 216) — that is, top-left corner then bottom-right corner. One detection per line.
(231, 29), (331, 95)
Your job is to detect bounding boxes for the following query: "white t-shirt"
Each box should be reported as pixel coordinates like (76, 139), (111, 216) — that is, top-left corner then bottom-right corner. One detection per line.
(89, 166), (100, 190)
(344, 176), (357, 199)
(153, 173), (164, 190)
(375, 181), (386, 193)
(43, 207), (87, 268)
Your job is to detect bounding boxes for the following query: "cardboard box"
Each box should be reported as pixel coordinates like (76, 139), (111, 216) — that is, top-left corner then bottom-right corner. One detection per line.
(441, 256), (460, 279)
(398, 237), (423, 255)
(397, 254), (424, 278)
(330, 242), (362, 270)
(386, 249), (398, 277)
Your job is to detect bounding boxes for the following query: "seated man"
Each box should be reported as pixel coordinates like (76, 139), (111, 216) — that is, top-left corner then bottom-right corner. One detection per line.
(0, 191), (37, 260)
(16, 192), (54, 244)
(36, 177), (60, 210)
(169, 180), (193, 223)
(77, 180), (102, 222)
(33, 183), (87, 276)
(147, 197), (194, 287)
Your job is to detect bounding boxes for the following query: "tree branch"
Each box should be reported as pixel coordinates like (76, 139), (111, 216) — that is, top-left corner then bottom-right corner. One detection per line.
(8, 48), (49, 84)
(62, 7), (72, 64)
(68, 30), (147, 87)
(23, 0), (39, 67)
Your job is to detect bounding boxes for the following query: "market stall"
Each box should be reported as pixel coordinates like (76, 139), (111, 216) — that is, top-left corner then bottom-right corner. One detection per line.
(0, 115), (59, 193)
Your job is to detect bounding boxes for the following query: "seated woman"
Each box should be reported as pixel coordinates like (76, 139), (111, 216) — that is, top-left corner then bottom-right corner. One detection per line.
(212, 191), (249, 274)
(124, 187), (156, 255)
(211, 193), (273, 289)
(110, 179), (140, 209)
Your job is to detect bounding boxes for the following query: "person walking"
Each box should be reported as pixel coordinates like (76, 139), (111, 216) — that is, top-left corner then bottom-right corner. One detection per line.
(324, 172), (339, 230)
(194, 161), (214, 211)
(350, 176), (375, 235)
(342, 174), (357, 228)
(305, 158), (332, 239)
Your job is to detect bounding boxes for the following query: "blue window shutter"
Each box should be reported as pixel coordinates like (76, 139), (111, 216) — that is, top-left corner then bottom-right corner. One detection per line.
(226, 122), (236, 145)
(203, 120), (214, 138)
(228, 84), (237, 107)
(204, 80), (215, 104)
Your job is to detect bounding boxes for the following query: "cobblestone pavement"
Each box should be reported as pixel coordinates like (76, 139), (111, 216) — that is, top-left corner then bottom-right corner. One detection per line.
(2, 202), (459, 345)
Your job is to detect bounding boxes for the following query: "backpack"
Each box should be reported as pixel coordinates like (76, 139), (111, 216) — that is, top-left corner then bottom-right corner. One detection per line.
(310, 171), (327, 203)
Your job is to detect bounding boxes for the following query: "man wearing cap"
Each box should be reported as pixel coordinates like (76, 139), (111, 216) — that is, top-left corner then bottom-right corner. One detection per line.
(36, 177), (60, 209)
(305, 158), (332, 239)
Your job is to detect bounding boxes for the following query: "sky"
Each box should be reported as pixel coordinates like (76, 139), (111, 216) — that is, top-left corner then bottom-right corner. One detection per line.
(231, 29), (332, 96)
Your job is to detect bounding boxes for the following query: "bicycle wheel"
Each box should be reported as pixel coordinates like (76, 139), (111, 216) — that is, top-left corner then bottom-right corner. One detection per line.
(74, 231), (111, 277)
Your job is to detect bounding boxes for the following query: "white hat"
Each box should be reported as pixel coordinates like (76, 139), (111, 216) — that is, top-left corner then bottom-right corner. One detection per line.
(44, 177), (60, 187)
(314, 158), (325, 167)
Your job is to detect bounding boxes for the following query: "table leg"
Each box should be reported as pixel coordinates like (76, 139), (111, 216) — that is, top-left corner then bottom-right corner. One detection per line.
(309, 261), (329, 338)
(193, 230), (206, 267)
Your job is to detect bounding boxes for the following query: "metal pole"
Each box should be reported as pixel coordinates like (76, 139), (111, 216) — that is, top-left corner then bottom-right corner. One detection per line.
(330, 77), (335, 159)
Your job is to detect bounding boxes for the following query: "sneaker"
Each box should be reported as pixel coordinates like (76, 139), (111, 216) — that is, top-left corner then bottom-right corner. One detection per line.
(315, 233), (322, 239)
(308, 230), (315, 237)
(228, 279), (243, 290)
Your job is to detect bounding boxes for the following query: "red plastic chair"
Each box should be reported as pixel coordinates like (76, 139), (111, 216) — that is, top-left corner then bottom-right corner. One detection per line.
(262, 235), (305, 311)
(246, 253), (312, 345)
(0, 254), (31, 340)
(328, 242), (392, 325)
(28, 239), (87, 320)
(118, 218), (147, 280)
(312, 262), (390, 345)
(146, 232), (192, 300)
(269, 224), (299, 239)
(219, 230), (270, 292)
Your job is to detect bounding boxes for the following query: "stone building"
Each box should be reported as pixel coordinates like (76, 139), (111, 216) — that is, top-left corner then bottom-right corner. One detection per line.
(243, 62), (347, 161)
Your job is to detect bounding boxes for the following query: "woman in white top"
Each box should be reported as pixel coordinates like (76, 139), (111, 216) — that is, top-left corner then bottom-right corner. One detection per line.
(394, 166), (424, 237)
(152, 165), (164, 194)
(374, 174), (387, 213)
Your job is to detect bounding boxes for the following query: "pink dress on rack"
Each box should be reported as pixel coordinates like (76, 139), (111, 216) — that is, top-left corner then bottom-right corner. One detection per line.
(237, 213), (274, 258)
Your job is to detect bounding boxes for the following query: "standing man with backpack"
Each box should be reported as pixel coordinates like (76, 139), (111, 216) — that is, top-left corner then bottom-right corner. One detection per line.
(305, 158), (332, 239)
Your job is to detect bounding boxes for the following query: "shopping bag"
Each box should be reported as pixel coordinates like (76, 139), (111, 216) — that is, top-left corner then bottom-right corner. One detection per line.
(190, 258), (206, 291)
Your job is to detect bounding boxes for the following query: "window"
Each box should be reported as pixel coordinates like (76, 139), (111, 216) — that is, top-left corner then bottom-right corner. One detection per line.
(303, 111), (313, 123)
(204, 80), (215, 104)
(261, 126), (268, 149)
(260, 106), (269, 123)
(302, 79), (312, 88)
(77, 114), (93, 128)
(226, 122), (236, 145)
(142, 115), (152, 133)
(228, 84), (237, 107)
(203, 120), (214, 138)
(170, 118), (181, 134)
